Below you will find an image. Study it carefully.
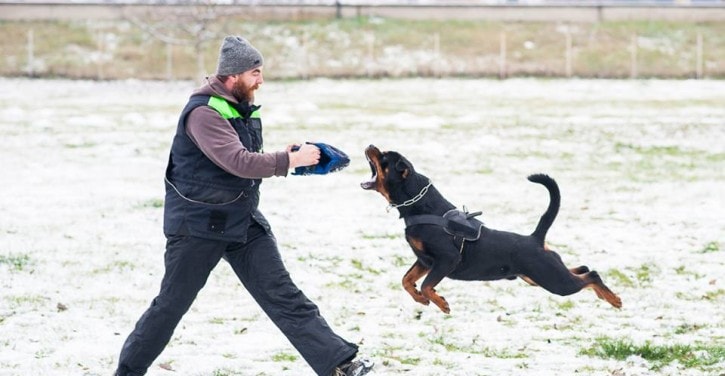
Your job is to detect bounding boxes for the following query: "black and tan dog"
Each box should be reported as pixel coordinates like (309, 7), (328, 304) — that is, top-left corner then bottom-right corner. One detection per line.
(360, 145), (622, 314)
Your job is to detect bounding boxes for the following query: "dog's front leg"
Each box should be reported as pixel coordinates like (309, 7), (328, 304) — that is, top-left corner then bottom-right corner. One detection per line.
(402, 261), (431, 306)
(421, 253), (462, 314)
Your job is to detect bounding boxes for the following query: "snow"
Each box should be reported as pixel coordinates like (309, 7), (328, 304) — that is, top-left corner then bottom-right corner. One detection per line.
(0, 77), (723, 376)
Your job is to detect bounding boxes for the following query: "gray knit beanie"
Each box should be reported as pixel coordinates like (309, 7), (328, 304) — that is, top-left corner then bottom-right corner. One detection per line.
(215, 36), (264, 76)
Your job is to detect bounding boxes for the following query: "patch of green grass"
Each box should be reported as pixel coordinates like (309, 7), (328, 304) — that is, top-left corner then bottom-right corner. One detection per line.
(63, 141), (96, 149)
(136, 198), (164, 209)
(428, 336), (527, 358)
(475, 166), (494, 175)
(699, 241), (720, 253)
(296, 253), (342, 268)
(481, 346), (528, 359)
(0, 253), (31, 271)
(211, 369), (244, 376)
(34, 348), (53, 359)
(432, 357), (454, 367)
(92, 260), (135, 274)
(674, 323), (705, 335)
(5, 295), (48, 309)
(674, 265), (704, 279)
(615, 143), (685, 156)
(703, 289), (725, 301)
(581, 337), (725, 371)
(556, 300), (575, 311)
(633, 263), (658, 285)
(324, 274), (364, 290)
(611, 142), (711, 181)
(350, 259), (382, 275)
(399, 357), (421, 365)
(429, 335), (465, 352)
(360, 232), (400, 240)
(391, 255), (408, 268)
(606, 269), (635, 288)
(271, 352), (298, 362)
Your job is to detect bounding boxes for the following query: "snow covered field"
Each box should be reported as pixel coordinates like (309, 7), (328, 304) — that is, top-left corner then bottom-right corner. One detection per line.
(0, 77), (723, 376)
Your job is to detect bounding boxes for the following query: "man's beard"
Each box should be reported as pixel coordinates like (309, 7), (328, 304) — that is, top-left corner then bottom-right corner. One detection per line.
(231, 79), (257, 104)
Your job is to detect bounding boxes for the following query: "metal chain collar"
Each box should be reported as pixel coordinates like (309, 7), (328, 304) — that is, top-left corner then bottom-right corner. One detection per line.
(386, 180), (433, 212)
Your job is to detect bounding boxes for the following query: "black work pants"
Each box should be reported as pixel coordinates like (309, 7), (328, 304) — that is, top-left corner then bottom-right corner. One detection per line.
(116, 222), (357, 376)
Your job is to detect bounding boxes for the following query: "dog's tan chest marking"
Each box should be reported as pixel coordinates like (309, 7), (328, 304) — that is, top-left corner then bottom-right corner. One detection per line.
(406, 236), (425, 253)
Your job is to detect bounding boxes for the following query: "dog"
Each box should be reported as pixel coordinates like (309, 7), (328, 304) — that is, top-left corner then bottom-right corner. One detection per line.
(360, 145), (622, 314)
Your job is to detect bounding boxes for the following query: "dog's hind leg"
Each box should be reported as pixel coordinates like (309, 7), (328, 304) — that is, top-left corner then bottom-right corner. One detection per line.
(545, 244), (588, 274)
(519, 251), (622, 308)
(402, 261), (431, 306)
(569, 265), (590, 275)
(519, 265), (589, 286)
(583, 271), (622, 308)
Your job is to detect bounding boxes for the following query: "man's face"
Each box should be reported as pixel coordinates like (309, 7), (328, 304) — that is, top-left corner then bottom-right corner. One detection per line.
(231, 67), (264, 104)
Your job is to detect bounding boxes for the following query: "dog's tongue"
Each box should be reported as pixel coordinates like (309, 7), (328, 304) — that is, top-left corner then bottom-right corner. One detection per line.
(360, 178), (375, 190)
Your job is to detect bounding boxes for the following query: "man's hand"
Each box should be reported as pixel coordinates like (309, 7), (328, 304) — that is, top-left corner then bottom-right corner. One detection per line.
(288, 143), (320, 169)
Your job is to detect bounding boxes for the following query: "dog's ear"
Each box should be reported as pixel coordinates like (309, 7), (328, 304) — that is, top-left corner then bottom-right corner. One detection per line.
(395, 159), (412, 179)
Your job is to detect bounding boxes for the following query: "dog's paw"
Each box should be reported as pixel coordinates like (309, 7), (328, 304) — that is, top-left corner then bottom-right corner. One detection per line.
(609, 294), (623, 309)
(437, 301), (450, 314)
(413, 292), (430, 305)
(433, 296), (450, 314)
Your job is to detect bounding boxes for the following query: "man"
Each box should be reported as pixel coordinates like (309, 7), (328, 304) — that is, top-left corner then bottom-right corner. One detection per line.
(114, 36), (374, 376)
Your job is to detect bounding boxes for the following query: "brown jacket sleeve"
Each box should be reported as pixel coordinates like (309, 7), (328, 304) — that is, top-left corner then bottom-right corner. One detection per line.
(185, 106), (289, 179)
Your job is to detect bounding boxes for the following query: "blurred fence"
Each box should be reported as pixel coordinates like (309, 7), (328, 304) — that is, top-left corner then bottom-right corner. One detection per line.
(0, 2), (723, 79)
(1, 1), (725, 22)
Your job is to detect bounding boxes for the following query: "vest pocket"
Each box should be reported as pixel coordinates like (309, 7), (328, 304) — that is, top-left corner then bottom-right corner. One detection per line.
(208, 210), (228, 234)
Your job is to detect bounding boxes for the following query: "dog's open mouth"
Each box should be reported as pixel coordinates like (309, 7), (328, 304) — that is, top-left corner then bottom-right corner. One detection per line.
(360, 145), (381, 190)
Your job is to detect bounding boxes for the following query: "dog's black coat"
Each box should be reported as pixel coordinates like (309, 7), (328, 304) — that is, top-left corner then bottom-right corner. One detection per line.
(361, 145), (621, 314)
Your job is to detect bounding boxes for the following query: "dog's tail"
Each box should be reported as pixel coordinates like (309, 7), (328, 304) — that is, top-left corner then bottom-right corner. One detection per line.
(528, 174), (560, 244)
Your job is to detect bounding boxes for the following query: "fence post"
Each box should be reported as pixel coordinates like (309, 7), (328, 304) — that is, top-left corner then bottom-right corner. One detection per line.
(366, 31), (375, 78)
(499, 31), (507, 79)
(301, 32), (308, 80)
(433, 32), (440, 78)
(696, 31), (703, 79)
(565, 29), (572, 78)
(26, 29), (34, 77)
(166, 42), (173, 80)
(630, 32), (638, 79)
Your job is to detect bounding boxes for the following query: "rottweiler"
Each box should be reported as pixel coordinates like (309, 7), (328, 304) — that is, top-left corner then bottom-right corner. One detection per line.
(360, 145), (622, 314)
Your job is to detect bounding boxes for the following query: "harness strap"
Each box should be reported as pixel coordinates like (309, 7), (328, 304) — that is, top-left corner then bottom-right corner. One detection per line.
(404, 214), (449, 228)
(404, 211), (485, 254)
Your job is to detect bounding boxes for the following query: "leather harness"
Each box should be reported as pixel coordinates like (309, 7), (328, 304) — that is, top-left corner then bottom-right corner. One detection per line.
(404, 208), (486, 253)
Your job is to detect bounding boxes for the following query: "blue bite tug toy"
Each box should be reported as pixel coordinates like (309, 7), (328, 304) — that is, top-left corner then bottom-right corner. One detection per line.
(291, 142), (350, 176)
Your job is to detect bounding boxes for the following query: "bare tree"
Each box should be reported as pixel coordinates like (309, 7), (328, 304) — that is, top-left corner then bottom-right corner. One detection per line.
(124, 1), (245, 80)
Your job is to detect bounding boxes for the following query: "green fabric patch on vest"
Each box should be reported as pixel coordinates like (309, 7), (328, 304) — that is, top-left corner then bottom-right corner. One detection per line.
(207, 96), (240, 119)
(207, 96), (260, 119)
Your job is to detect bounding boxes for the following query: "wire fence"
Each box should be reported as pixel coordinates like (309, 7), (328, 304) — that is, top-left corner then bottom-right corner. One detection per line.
(1, 4), (723, 80)
(8, 25), (722, 80)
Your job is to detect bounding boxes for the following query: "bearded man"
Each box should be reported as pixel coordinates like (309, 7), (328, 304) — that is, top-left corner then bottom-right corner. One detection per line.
(114, 36), (374, 376)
